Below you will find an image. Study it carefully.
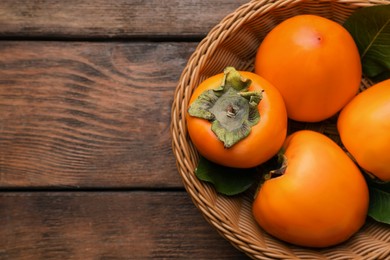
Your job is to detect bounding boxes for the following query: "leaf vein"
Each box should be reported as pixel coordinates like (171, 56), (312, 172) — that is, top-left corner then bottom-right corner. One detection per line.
(362, 17), (390, 59)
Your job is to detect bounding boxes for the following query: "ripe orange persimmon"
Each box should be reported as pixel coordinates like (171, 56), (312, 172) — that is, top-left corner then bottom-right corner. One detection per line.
(338, 79), (390, 181)
(186, 67), (287, 168)
(255, 15), (362, 122)
(253, 130), (369, 248)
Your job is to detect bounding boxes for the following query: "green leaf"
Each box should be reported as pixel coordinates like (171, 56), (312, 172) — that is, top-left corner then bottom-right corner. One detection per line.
(365, 176), (390, 224)
(343, 5), (390, 81)
(195, 156), (257, 196)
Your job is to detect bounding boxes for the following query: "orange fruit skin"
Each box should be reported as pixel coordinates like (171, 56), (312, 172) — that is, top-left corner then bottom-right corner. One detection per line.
(338, 79), (390, 181)
(186, 71), (287, 168)
(252, 130), (369, 248)
(255, 15), (362, 122)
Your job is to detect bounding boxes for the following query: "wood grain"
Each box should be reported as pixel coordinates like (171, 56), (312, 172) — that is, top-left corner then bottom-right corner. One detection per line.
(0, 0), (249, 39)
(0, 2), (257, 258)
(0, 191), (249, 259)
(0, 41), (196, 188)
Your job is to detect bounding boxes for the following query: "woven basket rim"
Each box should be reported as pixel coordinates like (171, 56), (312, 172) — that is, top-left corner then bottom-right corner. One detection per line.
(171, 0), (390, 259)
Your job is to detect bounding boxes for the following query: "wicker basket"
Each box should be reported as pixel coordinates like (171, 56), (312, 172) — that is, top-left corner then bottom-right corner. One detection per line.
(170, 0), (390, 259)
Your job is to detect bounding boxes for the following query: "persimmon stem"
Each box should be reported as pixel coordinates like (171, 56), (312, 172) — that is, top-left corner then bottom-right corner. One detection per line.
(226, 104), (237, 118)
(263, 153), (287, 180)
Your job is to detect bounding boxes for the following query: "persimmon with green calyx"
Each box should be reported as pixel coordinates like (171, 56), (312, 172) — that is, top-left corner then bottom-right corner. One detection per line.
(186, 67), (287, 168)
(255, 14), (362, 122)
(338, 79), (390, 182)
(252, 130), (369, 248)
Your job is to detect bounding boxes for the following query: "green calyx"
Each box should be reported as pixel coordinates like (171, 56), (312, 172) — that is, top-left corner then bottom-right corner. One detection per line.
(188, 67), (263, 148)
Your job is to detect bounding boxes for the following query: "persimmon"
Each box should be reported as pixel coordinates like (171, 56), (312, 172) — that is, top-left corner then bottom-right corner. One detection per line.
(338, 79), (390, 182)
(186, 67), (287, 168)
(252, 130), (369, 248)
(255, 14), (362, 122)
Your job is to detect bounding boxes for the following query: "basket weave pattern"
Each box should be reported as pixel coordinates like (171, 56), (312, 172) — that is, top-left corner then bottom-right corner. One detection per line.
(171, 0), (390, 259)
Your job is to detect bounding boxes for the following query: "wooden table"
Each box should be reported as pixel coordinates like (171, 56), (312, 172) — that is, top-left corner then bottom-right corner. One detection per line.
(0, 0), (251, 259)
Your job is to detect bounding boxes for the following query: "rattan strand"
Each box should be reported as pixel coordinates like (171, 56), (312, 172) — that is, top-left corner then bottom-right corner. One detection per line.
(170, 0), (390, 259)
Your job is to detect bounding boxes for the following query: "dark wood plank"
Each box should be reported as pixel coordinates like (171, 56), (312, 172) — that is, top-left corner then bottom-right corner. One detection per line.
(0, 41), (196, 188)
(0, 0), (249, 39)
(0, 191), (249, 259)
